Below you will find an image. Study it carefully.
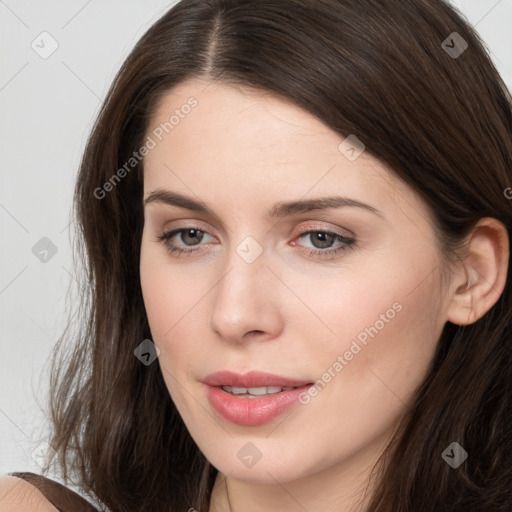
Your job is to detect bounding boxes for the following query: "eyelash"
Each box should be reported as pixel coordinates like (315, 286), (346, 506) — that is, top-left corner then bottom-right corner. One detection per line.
(156, 226), (356, 259)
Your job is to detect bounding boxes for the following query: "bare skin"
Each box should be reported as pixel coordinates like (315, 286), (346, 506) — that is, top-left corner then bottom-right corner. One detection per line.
(139, 78), (508, 511)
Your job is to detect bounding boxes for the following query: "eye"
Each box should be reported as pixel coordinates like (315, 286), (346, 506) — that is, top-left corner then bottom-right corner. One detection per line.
(156, 227), (214, 256)
(293, 229), (355, 259)
(155, 226), (356, 259)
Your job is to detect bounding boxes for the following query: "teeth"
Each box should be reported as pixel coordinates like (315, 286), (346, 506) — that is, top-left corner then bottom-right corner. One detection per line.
(221, 385), (297, 396)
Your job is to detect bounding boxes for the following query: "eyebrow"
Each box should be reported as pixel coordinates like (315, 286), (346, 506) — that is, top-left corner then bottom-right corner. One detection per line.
(143, 189), (385, 219)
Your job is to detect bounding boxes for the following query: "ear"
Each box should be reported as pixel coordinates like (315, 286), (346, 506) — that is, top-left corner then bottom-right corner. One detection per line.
(447, 217), (509, 326)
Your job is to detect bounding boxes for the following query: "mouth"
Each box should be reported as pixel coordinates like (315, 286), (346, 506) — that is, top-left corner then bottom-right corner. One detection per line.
(202, 371), (314, 426)
(219, 385), (303, 398)
(202, 370), (313, 389)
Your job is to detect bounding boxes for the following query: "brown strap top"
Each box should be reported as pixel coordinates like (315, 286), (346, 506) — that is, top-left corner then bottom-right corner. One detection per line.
(8, 472), (99, 512)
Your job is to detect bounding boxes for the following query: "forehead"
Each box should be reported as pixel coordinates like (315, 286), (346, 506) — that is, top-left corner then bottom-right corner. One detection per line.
(142, 79), (430, 230)
(146, 79), (339, 161)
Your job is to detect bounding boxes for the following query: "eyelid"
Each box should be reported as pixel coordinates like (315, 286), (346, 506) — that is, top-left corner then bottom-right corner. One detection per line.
(159, 220), (353, 245)
(159, 218), (216, 236)
(292, 221), (355, 239)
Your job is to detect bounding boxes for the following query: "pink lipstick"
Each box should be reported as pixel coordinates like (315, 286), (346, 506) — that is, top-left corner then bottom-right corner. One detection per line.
(202, 371), (313, 426)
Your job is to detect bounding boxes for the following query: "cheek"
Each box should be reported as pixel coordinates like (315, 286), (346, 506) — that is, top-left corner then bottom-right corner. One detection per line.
(140, 264), (197, 340)
(139, 239), (211, 382)
(140, 232), (199, 337)
(139, 253), (203, 414)
(306, 257), (443, 416)
(286, 264), (444, 468)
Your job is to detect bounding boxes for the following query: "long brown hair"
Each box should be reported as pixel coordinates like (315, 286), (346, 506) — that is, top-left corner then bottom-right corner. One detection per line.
(45, 1), (512, 510)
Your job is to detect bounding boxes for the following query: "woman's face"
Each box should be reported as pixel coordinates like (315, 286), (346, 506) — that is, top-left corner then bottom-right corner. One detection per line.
(140, 78), (450, 489)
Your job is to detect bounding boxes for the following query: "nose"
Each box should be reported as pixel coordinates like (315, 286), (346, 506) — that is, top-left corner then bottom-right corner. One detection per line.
(209, 245), (284, 344)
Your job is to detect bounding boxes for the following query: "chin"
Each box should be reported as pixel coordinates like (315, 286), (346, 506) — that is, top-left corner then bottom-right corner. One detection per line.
(202, 439), (326, 484)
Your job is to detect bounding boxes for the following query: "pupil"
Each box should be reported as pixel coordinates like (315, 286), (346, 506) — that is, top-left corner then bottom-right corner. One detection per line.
(182, 229), (203, 245)
(312, 232), (333, 249)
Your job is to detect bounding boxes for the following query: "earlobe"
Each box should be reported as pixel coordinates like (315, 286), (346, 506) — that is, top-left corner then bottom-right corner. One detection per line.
(447, 218), (509, 326)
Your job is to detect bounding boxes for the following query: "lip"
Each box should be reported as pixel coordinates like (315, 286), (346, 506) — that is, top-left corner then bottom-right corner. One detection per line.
(202, 371), (314, 426)
(202, 370), (312, 388)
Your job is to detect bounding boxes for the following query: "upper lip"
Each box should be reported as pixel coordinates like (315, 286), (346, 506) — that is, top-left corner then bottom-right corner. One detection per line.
(202, 370), (313, 388)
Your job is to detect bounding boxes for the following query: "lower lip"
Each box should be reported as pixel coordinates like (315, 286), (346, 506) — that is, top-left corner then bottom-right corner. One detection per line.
(204, 384), (312, 426)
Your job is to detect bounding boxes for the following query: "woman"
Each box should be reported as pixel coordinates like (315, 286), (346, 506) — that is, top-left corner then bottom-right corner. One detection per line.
(2, 0), (511, 510)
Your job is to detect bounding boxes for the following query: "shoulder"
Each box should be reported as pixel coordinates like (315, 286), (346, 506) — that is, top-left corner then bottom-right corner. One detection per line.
(0, 475), (59, 511)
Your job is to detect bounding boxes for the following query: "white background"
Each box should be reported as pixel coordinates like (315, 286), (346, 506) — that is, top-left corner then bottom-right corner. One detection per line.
(1, 0), (511, 479)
